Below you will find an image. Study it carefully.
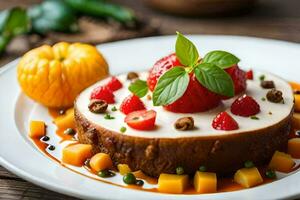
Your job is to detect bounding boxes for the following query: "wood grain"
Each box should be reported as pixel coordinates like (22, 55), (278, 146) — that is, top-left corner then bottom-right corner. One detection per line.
(0, 0), (300, 199)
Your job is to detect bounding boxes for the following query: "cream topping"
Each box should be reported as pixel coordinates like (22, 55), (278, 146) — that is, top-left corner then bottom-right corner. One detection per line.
(76, 71), (294, 138)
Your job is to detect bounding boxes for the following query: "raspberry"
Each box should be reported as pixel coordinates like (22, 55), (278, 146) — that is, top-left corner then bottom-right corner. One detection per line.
(120, 94), (146, 114)
(212, 111), (239, 131)
(90, 86), (115, 104)
(231, 95), (260, 117)
(246, 70), (253, 80)
(106, 76), (123, 91)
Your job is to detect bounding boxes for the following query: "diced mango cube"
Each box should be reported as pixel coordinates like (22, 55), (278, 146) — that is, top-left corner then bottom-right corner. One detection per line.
(288, 138), (300, 159)
(234, 167), (263, 188)
(90, 153), (113, 172)
(295, 95), (300, 112)
(194, 171), (217, 193)
(29, 120), (45, 138)
(158, 173), (189, 194)
(53, 108), (75, 130)
(62, 144), (92, 166)
(117, 164), (131, 175)
(269, 151), (295, 172)
(292, 113), (300, 129)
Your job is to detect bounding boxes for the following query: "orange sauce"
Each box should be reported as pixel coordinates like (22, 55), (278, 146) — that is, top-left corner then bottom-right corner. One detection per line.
(31, 137), (60, 164)
(48, 108), (74, 142)
(30, 89), (300, 195)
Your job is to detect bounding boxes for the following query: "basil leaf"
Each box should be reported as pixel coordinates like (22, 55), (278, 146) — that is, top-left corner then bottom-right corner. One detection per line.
(153, 67), (189, 106)
(203, 50), (240, 69)
(175, 32), (199, 67)
(194, 63), (234, 97)
(128, 79), (148, 98)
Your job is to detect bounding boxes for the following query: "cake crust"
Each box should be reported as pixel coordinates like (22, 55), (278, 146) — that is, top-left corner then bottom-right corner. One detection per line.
(75, 105), (293, 177)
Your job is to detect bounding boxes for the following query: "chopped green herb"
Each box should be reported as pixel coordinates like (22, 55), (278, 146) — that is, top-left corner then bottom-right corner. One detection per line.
(176, 166), (184, 175)
(265, 169), (276, 179)
(261, 97), (266, 101)
(250, 116), (259, 120)
(244, 160), (254, 168)
(199, 165), (206, 172)
(104, 114), (115, 120)
(120, 126), (127, 133)
(259, 75), (265, 81)
(111, 106), (117, 112)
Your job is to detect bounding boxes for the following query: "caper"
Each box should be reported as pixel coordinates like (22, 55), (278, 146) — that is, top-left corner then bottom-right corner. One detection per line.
(199, 165), (206, 172)
(48, 145), (55, 151)
(136, 180), (144, 186)
(244, 160), (254, 168)
(41, 135), (50, 142)
(123, 173), (136, 184)
(176, 166), (184, 175)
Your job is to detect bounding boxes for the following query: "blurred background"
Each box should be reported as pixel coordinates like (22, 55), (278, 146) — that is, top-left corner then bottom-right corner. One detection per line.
(0, 0), (299, 199)
(0, 0), (299, 66)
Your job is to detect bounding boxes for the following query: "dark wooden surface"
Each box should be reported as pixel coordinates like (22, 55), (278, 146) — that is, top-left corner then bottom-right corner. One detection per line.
(1, 0), (300, 199)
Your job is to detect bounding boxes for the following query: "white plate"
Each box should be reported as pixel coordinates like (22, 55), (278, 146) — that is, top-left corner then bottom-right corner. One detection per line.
(0, 35), (300, 200)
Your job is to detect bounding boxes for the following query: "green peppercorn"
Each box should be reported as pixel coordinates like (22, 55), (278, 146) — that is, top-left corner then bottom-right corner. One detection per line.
(136, 179), (144, 186)
(64, 128), (76, 135)
(176, 166), (184, 175)
(244, 160), (254, 168)
(120, 126), (127, 133)
(98, 169), (115, 178)
(123, 173), (136, 184)
(265, 169), (276, 179)
(199, 165), (206, 172)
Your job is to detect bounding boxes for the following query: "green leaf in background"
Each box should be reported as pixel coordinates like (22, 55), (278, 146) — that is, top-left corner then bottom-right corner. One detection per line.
(175, 32), (199, 67)
(194, 63), (234, 97)
(202, 50), (240, 69)
(128, 79), (148, 98)
(64, 0), (136, 25)
(153, 67), (189, 106)
(28, 0), (79, 35)
(0, 7), (30, 54)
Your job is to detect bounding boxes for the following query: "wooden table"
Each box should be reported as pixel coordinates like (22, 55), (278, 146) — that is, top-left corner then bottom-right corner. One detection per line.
(1, 0), (299, 199)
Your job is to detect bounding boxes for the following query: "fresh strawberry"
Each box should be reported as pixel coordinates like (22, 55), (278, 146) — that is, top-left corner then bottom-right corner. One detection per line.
(125, 110), (156, 130)
(164, 73), (221, 113)
(225, 65), (247, 95)
(90, 86), (115, 104)
(120, 94), (146, 114)
(106, 76), (123, 91)
(147, 54), (221, 113)
(231, 95), (260, 117)
(212, 111), (239, 130)
(147, 53), (181, 91)
(246, 70), (253, 80)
